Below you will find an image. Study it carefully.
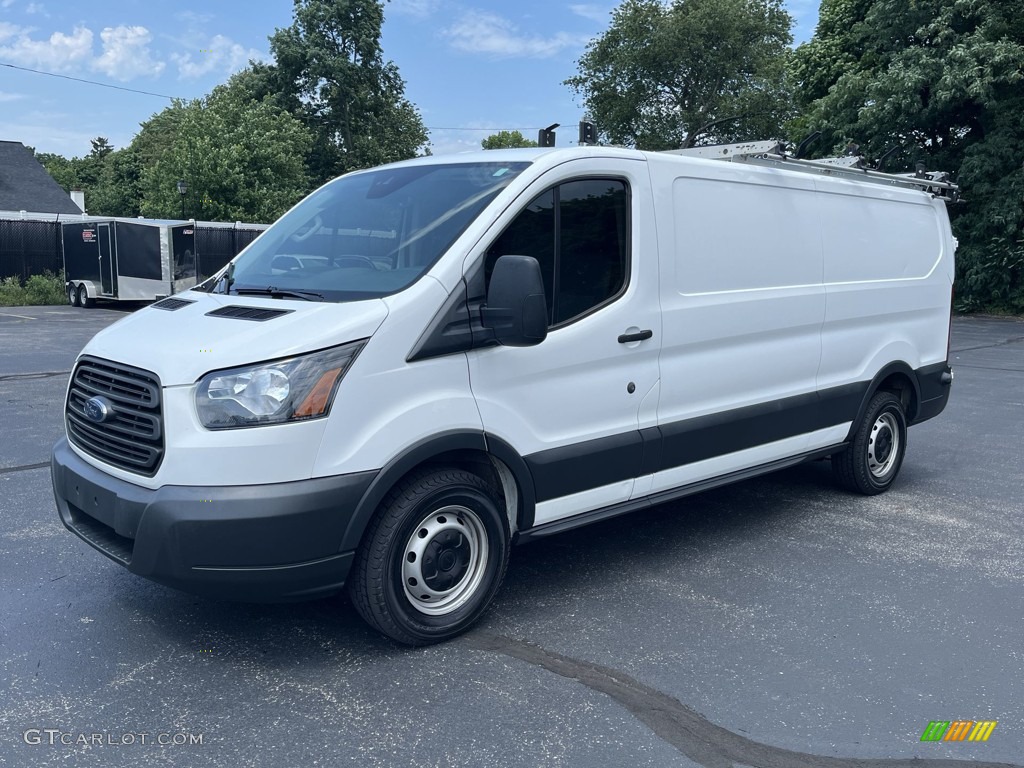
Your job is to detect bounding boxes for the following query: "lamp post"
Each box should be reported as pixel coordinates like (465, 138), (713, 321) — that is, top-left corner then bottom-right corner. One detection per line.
(176, 179), (188, 219)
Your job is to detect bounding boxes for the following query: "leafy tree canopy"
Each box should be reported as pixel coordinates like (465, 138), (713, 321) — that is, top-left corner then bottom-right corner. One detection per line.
(139, 82), (314, 222)
(36, 139), (140, 217)
(267, 0), (429, 182)
(481, 130), (538, 149)
(566, 0), (794, 149)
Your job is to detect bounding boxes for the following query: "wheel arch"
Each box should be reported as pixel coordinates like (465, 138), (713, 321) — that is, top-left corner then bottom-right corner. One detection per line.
(340, 431), (536, 552)
(845, 362), (922, 442)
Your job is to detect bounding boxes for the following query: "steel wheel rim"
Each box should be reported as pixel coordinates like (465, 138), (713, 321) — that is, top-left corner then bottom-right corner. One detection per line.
(401, 504), (488, 616)
(867, 412), (900, 478)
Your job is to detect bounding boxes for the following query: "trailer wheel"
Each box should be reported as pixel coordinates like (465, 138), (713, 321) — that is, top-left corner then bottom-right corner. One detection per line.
(832, 391), (907, 495)
(348, 468), (510, 646)
(67, 283), (79, 307)
(77, 285), (95, 308)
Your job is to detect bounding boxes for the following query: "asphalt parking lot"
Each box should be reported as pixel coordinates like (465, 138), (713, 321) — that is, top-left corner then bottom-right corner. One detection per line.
(1, 304), (1022, 768)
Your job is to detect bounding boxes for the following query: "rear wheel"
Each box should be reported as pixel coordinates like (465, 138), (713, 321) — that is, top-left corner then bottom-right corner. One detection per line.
(77, 285), (95, 308)
(348, 468), (510, 646)
(67, 283), (79, 307)
(832, 391), (907, 495)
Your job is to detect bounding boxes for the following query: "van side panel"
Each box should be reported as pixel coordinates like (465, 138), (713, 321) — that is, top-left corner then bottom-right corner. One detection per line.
(815, 180), (951, 395)
(646, 161), (830, 495)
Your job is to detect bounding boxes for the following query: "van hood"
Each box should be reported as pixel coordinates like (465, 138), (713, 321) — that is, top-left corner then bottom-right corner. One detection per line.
(79, 292), (389, 386)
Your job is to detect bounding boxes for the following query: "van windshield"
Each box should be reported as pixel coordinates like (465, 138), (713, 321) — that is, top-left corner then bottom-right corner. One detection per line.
(201, 162), (530, 303)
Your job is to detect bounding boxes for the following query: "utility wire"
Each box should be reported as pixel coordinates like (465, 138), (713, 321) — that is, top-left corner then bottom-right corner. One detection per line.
(2, 61), (578, 134)
(1, 61), (179, 99)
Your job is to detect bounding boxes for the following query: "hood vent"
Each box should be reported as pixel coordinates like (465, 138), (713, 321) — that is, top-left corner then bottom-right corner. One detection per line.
(205, 305), (294, 322)
(152, 297), (195, 311)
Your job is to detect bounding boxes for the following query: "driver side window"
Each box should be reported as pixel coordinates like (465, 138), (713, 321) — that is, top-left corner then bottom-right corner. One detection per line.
(485, 178), (629, 327)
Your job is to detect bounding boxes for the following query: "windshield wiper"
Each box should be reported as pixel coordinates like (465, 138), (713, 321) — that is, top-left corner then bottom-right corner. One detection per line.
(233, 286), (326, 302)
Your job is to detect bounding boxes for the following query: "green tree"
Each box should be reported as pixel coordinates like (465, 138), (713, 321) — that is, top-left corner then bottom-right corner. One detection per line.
(36, 151), (79, 193)
(89, 137), (114, 160)
(36, 138), (136, 216)
(89, 148), (143, 217)
(791, 0), (1024, 311)
(267, 0), (429, 183)
(566, 0), (794, 150)
(481, 130), (538, 149)
(140, 84), (314, 223)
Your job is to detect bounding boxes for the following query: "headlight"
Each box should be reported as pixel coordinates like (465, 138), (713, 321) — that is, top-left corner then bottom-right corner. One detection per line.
(195, 341), (366, 429)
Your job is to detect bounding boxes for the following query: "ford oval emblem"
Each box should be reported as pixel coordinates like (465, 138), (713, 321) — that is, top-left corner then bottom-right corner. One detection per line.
(83, 396), (115, 423)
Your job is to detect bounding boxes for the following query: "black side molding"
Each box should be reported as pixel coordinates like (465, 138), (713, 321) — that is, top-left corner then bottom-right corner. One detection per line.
(518, 444), (844, 543)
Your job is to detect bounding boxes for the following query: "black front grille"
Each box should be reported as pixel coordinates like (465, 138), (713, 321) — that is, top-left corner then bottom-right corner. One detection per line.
(205, 305), (293, 321)
(66, 357), (164, 476)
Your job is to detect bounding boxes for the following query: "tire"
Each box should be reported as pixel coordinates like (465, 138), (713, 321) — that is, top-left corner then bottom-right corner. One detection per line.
(832, 391), (907, 495)
(67, 283), (79, 307)
(348, 467), (510, 646)
(77, 285), (95, 308)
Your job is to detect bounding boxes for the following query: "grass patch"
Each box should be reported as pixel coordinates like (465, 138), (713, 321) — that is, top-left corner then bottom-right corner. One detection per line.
(0, 271), (67, 306)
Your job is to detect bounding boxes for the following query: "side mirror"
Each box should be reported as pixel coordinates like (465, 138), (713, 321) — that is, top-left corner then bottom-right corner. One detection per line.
(481, 255), (548, 347)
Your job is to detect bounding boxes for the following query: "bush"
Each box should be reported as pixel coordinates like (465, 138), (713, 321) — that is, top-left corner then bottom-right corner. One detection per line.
(0, 276), (22, 306)
(0, 271), (67, 306)
(956, 236), (1024, 314)
(24, 271), (68, 305)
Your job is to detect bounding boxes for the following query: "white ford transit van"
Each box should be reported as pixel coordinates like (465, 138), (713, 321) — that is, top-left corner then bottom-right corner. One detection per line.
(51, 145), (955, 645)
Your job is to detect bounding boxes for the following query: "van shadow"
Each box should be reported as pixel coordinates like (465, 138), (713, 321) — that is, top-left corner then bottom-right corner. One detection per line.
(499, 459), (842, 599)
(113, 459), (841, 661)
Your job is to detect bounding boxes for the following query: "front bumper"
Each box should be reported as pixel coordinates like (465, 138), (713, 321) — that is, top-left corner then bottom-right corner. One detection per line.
(51, 438), (378, 601)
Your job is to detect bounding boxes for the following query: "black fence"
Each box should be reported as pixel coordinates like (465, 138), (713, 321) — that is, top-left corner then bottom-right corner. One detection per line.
(0, 218), (267, 282)
(192, 225), (267, 280)
(0, 218), (62, 281)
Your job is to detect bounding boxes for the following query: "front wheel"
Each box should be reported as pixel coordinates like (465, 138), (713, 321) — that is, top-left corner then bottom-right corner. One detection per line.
(67, 283), (79, 307)
(832, 391), (907, 495)
(348, 468), (510, 645)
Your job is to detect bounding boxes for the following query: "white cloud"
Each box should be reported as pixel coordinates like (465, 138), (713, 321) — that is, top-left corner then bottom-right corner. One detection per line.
(569, 4), (610, 24)
(170, 33), (266, 80)
(0, 91), (26, 102)
(91, 25), (165, 80)
(25, 2), (47, 15)
(0, 0), (15, 8)
(445, 10), (589, 59)
(0, 23), (93, 71)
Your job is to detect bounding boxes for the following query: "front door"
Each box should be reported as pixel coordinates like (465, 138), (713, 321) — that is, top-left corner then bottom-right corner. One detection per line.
(98, 223), (115, 296)
(467, 160), (661, 528)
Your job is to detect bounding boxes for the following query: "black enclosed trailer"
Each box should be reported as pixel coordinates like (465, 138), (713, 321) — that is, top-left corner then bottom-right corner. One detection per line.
(61, 219), (197, 306)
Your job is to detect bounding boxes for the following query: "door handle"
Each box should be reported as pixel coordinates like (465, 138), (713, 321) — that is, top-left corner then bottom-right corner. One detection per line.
(617, 329), (653, 343)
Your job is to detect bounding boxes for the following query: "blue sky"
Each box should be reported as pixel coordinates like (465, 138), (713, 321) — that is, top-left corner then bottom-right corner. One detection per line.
(0, 0), (821, 159)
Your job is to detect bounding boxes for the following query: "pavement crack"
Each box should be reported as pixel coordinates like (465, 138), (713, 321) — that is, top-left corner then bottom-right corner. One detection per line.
(0, 461), (49, 475)
(466, 633), (1022, 768)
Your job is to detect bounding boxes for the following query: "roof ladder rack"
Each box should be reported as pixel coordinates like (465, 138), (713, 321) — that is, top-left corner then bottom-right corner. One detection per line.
(664, 141), (959, 202)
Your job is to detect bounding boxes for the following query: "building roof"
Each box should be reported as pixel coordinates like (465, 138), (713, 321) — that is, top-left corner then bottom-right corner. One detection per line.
(0, 141), (83, 214)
